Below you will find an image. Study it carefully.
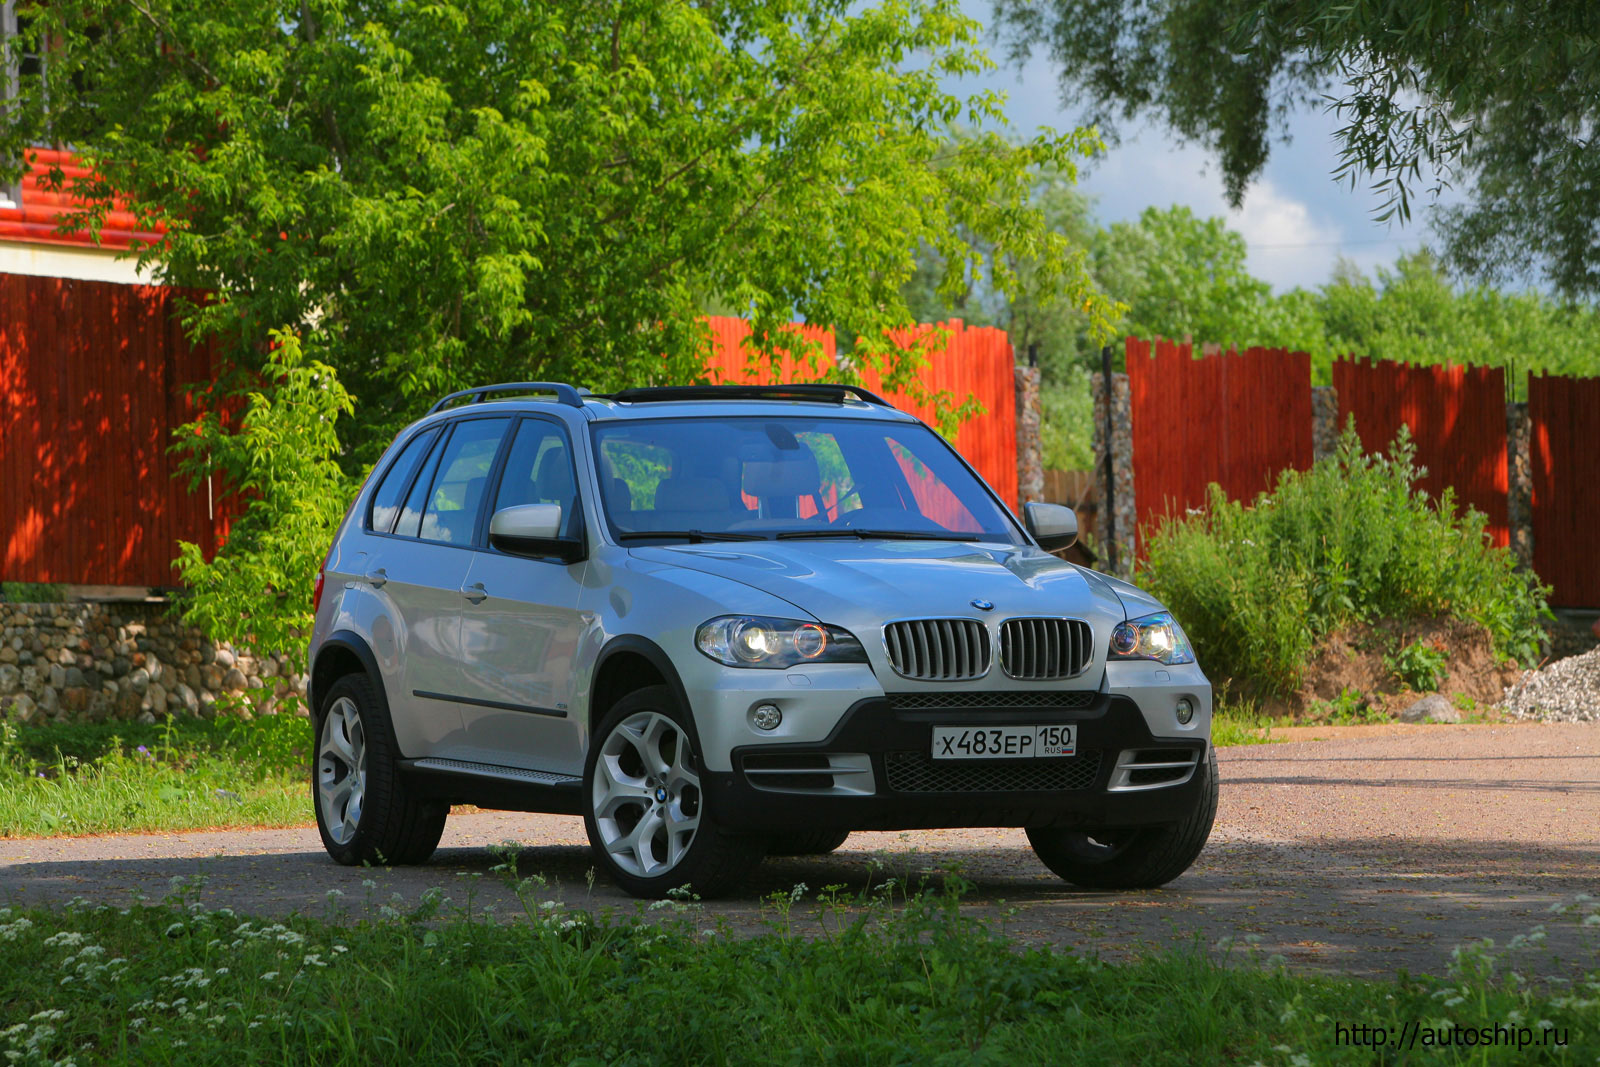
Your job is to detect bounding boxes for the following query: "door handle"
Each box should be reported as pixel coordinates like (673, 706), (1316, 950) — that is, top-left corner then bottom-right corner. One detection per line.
(364, 567), (388, 588)
(461, 581), (488, 604)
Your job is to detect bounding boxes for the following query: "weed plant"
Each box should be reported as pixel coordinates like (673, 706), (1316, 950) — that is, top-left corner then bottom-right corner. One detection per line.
(1141, 425), (1550, 697)
(0, 877), (1595, 1064)
(0, 714), (309, 837)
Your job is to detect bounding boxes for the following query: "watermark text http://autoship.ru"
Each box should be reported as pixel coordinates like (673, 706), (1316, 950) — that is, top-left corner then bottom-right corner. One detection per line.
(1335, 1021), (1568, 1050)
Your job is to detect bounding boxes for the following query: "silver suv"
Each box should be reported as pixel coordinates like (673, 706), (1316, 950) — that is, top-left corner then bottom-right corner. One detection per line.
(307, 383), (1216, 897)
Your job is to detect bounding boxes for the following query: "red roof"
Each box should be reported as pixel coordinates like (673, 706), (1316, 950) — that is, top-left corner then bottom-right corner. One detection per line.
(0, 146), (164, 251)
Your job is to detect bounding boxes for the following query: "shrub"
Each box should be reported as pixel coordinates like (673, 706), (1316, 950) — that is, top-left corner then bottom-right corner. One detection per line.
(1387, 639), (1449, 692)
(1140, 424), (1550, 696)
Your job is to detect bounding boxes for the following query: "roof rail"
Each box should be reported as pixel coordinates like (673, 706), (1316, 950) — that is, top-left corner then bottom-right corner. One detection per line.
(426, 382), (585, 415)
(603, 384), (895, 407)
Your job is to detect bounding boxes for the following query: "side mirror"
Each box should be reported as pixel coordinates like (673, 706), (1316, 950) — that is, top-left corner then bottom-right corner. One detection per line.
(1023, 502), (1077, 552)
(489, 504), (585, 563)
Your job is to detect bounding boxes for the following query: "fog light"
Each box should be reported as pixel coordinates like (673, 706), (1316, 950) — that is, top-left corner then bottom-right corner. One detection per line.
(1175, 698), (1195, 725)
(751, 703), (783, 731)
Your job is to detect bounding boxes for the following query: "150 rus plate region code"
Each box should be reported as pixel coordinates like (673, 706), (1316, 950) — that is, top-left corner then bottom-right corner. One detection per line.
(930, 724), (1076, 760)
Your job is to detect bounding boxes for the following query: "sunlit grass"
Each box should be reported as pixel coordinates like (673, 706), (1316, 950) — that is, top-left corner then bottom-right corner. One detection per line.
(0, 716), (311, 838)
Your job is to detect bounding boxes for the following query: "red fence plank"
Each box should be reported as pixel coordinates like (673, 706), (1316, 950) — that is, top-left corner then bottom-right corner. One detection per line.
(1530, 374), (1600, 607)
(0, 273), (228, 587)
(1332, 358), (1509, 547)
(1127, 338), (1313, 553)
(700, 316), (1019, 512)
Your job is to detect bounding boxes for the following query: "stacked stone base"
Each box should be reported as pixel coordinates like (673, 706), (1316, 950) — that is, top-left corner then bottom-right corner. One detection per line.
(0, 602), (306, 727)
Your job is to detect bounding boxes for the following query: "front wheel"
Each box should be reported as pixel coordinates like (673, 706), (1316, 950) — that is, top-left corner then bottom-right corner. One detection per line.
(313, 673), (447, 866)
(583, 686), (763, 899)
(1027, 746), (1218, 889)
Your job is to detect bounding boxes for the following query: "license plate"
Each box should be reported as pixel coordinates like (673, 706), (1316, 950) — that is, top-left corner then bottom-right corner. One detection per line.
(930, 724), (1076, 760)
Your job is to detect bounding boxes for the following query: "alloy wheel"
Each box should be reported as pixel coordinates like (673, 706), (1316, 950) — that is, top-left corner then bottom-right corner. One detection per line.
(317, 696), (368, 846)
(591, 710), (702, 877)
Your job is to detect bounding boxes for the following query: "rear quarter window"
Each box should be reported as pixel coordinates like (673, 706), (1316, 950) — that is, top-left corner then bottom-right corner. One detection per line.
(368, 429), (439, 533)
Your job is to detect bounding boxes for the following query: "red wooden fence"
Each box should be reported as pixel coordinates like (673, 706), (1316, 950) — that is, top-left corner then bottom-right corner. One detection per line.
(701, 316), (1018, 511)
(1331, 358), (1509, 547)
(1529, 374), (1600, 607)
(1127, 338), (1313, 550)
(0, 273), (229, 586)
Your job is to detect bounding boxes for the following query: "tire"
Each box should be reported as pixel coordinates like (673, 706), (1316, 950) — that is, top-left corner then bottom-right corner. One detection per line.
(1027, 745), (1218, 890)
(583, 685), (763, 899)
(313, 672), (447, 866)
(766, 829), (851, 856)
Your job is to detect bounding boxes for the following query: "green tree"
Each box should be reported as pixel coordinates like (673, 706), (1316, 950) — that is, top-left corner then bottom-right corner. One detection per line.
(1091, 205), (1319, 354)
(992, 0), (1600, 298)
(1315, 252), (1600, 391)
(2, 0), (1119, 650)
(4, 0), (1113, 467)
(172, 335), (355, 673)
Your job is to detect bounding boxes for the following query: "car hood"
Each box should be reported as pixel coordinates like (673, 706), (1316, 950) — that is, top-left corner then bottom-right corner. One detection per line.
(628, 539), (1142, 653)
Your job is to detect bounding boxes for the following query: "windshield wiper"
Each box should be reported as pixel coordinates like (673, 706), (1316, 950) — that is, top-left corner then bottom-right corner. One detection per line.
(616, 530), (769, 543)
(775, 528), (975, 541)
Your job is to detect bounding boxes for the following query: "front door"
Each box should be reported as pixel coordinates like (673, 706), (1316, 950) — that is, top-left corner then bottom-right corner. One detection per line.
(455, 416), (589, 775)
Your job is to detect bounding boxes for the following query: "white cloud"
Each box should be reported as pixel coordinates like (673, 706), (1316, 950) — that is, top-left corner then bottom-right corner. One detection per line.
(1225, 181), (1345, 292)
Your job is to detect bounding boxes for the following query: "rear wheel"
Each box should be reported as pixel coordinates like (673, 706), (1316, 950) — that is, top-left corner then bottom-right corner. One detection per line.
(766, 829), (851, 856)
(583, 685), (763, 898)
(313, 673), (447, 866)
(1027, 746), (1217, 889)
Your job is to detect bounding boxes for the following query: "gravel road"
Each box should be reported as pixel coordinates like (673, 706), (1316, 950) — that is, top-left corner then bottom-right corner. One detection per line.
(3, 722), (1597, 979)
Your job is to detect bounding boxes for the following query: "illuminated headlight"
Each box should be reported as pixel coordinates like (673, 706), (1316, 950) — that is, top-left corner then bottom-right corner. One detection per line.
(1108, 611), (1195, 666)
(696, 615), (867, 669)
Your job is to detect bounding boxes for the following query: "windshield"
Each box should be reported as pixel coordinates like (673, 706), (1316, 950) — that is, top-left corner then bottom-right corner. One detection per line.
(590, 416), (1024, 544)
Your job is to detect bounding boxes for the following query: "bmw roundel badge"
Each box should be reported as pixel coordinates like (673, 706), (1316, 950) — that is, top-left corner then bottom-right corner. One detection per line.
(971, 598), (994, 611)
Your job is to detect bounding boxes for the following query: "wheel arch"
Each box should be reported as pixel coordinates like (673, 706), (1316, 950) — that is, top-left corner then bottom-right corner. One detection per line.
(310, 631), (385, 718)
(587, 634), (694, 736)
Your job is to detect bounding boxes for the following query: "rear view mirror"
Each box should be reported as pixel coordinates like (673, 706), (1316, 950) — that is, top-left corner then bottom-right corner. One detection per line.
(1023, 502), (1078, 552)
(490, 505), (584, 562)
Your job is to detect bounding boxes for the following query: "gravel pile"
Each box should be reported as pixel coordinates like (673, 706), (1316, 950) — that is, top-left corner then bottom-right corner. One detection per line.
(1499, 647), (1600, 722)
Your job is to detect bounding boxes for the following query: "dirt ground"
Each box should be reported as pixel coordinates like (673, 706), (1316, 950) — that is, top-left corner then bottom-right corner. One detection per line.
(3, 721), (1598, 979)
(1275, 617), (1520, 717)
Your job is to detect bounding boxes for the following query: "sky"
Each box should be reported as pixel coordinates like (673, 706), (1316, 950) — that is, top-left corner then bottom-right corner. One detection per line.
(948, 7), (1457, 293)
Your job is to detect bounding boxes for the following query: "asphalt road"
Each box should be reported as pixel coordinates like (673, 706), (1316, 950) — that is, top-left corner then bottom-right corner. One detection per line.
(3, 722), (1597, 979)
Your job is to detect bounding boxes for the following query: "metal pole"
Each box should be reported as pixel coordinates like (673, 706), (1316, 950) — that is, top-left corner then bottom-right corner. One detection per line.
(1102, 344), (1116, 575)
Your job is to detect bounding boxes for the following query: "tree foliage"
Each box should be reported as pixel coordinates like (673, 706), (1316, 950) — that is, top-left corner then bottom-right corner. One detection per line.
(992, 0), (1600, 297)
(172, 335), (356, 670)
(3, 0), (1114, 467)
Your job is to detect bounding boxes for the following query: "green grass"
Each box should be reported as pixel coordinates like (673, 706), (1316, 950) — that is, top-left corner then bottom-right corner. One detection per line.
(1210, 689), (1283, 746)
(0, 715), (311, 838)
(1, 878), (1595, 1065)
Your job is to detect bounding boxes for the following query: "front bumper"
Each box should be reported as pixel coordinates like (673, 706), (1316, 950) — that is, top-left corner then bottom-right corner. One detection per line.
(706, 691), (1208, 832)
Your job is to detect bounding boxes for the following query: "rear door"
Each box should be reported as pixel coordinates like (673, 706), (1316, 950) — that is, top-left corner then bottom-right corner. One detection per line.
(376, 415), (512, 758)
(454, 416), (589, 774)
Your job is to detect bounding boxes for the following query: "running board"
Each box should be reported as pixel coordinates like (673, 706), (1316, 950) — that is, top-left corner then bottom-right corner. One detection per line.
(406, 757), (581, 787)
(402, 757), (584, 815)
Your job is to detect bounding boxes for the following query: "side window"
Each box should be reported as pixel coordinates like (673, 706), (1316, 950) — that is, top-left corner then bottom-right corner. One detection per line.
(418, 418), (511, 544)
(491, 420), (580, 538)
(394, 428), (450, 539)
(367, 429), (438, 534)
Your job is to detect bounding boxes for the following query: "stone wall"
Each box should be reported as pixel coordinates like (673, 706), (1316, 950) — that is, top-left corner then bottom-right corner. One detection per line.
(1091, 370), (1136, 576)
(0, 601), (306, 727)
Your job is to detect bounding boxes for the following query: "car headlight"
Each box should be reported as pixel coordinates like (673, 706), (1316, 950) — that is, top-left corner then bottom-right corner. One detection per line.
(1108, 611), (1195, 666)
(695, 615), (868, 669)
